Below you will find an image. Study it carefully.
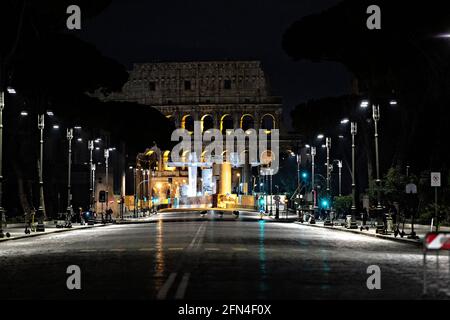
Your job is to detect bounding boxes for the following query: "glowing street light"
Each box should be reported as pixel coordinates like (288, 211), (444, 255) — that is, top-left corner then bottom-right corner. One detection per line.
(360, 100), (369, 108)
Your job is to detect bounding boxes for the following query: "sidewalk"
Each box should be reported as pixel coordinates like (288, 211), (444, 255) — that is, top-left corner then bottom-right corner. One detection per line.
(0, 221), (107, 243)
(290, 219), (450, 246)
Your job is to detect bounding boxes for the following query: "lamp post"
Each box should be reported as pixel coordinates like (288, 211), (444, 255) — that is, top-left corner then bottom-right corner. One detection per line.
(0, 92), (5, 237)
(88, 140), (94, 211)
(36, 114), (46, 232)
(264, 168), (268, 214)
(66, 128), (73, 225)
(372, 105), (382, 211)
(133, 167), (137, 218)
(236, 172), (241, 195)
(351, 122), (357, 213)
(335, 160), (342, 197)
(269, 169), (273, 216)
(104, 148), (109, 213)
(311, 146), (316, 208)
(325, 137), (331, 194)
(92, 163), (96, 212)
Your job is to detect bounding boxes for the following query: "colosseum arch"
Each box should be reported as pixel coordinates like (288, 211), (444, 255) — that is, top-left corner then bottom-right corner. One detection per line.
(240, 114), (254, 131)
(181, 114), (194, 132)
(260, 114), (276, 133)
(220, 114), (233, 134)
(166, 114), (176, 128)
(201, 114), (214, 132)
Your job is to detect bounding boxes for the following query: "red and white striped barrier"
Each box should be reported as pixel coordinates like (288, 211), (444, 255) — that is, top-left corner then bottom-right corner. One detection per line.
(422, 232), (450, 296)
(424, 232), (450, 250)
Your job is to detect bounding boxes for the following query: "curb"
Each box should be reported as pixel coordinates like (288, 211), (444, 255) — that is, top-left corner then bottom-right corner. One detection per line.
(0, 224), (109, 243)
(293, 222), (423, 247)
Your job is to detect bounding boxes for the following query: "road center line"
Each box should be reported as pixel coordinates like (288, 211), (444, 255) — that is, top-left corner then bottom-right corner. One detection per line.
(188, 222), (206, 250)
(156, 272), (177, 300)
(174, 273), (191, 299)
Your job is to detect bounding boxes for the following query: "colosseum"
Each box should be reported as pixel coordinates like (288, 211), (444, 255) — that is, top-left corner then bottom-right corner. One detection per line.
(102, 60), (291, 209)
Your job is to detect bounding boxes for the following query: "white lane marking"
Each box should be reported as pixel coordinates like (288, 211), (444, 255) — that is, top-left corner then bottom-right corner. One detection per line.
(188, 222), (206, 250)
(168, 247), (184, 251)
(138, 248), (154, 252)
(204, 247), (220, 251)
(110, 248), (126, 252)
(157, 272), (177, 300)
(174, 273), (191, 299)
(232, 247), (249, 251)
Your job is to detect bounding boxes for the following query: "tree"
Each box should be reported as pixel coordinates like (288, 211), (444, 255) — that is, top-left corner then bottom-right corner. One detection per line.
(283, 0), (450, 173)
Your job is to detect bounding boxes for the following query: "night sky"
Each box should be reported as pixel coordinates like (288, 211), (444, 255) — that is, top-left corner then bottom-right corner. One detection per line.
(78, 0), (352, 128)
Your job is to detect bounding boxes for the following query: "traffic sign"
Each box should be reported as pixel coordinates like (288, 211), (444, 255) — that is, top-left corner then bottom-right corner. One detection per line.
(431, 172), (441, 187)
(405, 183), (417, 194)
(424, 232), (450, 250)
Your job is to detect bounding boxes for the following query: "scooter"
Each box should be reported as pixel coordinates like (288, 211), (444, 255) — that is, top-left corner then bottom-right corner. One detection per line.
(359, 212), (370, 231)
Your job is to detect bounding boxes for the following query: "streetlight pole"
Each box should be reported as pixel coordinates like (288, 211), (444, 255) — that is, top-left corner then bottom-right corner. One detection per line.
(66, 128), (73, 225)
(372, 105), (382, 210)
(337, 160), (342, 197)
(133, 167), (137, 218)
(236, 172), (241, 195)
(88, 140), (94, 211)
(325, 137), (331, 194)
(296, 153), (301, 193)
(37, 114), (45, 232)
(270, 169), (273, 216)
(311, 147), (316, 208)
(0, 92), (5, 237)
(351, 122), (357, 212)
(104, 149), (109, 213)
(264, 168), (268, 214)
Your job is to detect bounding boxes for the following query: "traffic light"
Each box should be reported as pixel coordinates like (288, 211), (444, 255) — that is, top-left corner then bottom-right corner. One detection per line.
(320, 198), (330, 209)
(301, 171), (308, 179)
(99, 190), (106, 203)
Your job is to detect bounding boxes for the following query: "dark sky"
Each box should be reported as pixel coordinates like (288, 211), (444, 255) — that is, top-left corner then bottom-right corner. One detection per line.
(79, 0), (352, 129)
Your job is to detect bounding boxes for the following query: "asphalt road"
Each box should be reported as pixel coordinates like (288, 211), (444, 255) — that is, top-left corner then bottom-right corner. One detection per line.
(0, 211), (449, 300)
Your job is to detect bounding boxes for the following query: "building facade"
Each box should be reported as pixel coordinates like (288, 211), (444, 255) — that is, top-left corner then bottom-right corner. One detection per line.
(102, 60), (284, 209)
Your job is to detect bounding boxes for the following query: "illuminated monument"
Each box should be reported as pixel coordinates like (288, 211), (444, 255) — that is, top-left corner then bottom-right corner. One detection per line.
(103, 60), (283, 209)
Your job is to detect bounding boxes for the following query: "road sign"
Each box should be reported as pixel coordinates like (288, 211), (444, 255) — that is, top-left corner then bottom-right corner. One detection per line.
(431, 172), (441, 187)
(99, 190), (106, 203)
(405, 183), (417, 194)
(424, 232), (450, 250)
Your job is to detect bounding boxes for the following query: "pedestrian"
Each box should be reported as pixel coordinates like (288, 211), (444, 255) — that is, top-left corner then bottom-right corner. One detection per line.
(106, 208), (113, 222)
(79, 207), (85, 225)
(361, 207), (368, 226)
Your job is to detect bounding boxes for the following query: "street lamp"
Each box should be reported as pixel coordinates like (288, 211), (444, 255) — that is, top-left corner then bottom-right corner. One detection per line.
(0, 92), (5, 237)
(66, 128), (73, 226)
(36, 114), (46, 232)
(88, 140), (94, 211)
(351, 122), (357, 213)
(360, 100), (369, 108)
(236, 172), (241, 195)
(104, 148), (110, 214)
(311, 146), (316, 208)
(333, 160), (343, 197)
(325, 137), (331, 194)
(372, 105), (382, 211)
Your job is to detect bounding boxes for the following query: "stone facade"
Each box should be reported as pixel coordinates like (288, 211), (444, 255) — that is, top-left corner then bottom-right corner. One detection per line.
(103, 60), (283, 133)
(100, 60), (285, 209)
